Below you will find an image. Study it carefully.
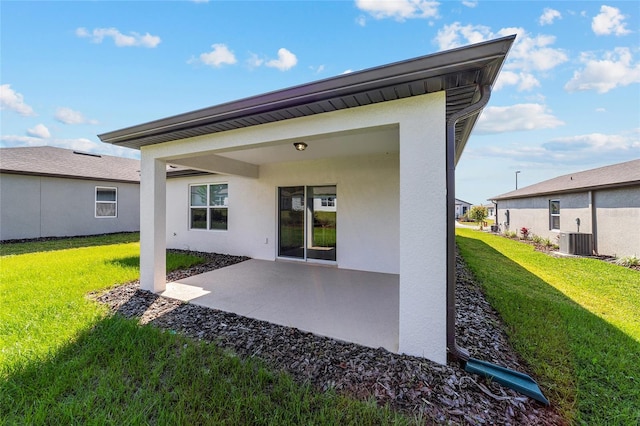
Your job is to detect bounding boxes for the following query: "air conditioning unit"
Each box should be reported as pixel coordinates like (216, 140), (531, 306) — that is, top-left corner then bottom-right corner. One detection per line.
(559, 232), (593, 255)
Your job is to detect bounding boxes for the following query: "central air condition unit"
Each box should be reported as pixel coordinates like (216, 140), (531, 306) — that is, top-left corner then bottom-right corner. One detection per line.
(559, 232), (593, 255)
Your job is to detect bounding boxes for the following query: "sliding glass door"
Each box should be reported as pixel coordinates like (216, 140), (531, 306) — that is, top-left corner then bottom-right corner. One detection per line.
(278, 185), (336, 262)
(278, 186), (305, 258)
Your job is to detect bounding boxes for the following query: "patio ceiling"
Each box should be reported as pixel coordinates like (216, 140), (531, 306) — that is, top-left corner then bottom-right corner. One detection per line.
(99, 35), (515, 165)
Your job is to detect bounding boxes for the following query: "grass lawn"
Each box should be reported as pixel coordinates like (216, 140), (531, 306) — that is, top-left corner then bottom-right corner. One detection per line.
(0, 234), (407, 424)
(456, 228), (640, 425)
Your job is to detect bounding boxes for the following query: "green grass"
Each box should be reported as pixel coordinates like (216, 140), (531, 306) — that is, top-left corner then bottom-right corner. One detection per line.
(0, 232), (140, 256)
(0, 233), (407, 424)
(456, 228), (640, 425)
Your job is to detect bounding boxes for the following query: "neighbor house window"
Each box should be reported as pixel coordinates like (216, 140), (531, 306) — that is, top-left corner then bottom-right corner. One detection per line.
(190, 183), (228, 230)
(96, 187), (117, 218)
(549, 200), (560, 230)
(321, 196), (335, 207)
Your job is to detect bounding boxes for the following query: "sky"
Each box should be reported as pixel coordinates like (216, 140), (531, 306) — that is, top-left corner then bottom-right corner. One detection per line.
(1, 0), (639, 204)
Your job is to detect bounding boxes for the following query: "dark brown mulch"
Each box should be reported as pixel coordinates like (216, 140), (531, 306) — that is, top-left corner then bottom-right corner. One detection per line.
(93, 251), (565, 425)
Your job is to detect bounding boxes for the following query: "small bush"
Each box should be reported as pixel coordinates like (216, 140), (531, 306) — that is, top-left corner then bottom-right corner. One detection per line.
(615, 255), (640, 267)
(520, 227), (530, 240)
(504, 230), (518, 239)
(532, 234), (544, 244)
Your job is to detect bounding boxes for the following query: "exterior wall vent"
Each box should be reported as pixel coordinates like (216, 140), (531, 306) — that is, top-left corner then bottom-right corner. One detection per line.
(559, 232), (593, 255)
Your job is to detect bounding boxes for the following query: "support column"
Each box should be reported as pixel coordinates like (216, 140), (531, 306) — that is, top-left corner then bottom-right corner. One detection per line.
(140, 153), (166, 293)
(398, 95), (447, 364)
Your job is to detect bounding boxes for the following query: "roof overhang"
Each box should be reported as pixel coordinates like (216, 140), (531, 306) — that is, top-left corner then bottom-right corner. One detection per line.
(491, 180), (640, 201)
(99, 35), (515, 163)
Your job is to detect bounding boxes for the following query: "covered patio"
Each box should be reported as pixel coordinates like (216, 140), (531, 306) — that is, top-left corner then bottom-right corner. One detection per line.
(99, 36), (515, 364)
(160, 259), (399, 352)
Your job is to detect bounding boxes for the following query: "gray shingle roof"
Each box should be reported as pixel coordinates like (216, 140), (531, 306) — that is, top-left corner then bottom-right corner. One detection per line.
(491, 158), (640, 200)
(0, 146), (140, 183)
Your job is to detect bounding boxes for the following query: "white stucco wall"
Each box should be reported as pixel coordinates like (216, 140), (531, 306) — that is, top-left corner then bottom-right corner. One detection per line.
(0, 173), (140, 240)
(593, 187), (640, 257)
(141, 92), (448, 363)
(497, 193), (591, 239)
(166, 153), (400, 274)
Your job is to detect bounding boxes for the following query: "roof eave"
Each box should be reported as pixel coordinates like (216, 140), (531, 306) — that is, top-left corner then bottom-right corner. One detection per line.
(491, 180), (640, 201)
(99, 35), (515, 150)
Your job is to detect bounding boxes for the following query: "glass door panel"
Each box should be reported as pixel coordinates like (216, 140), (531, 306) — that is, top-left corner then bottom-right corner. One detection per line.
(307, 186), (336, 261)
(278, 186), (305, 258)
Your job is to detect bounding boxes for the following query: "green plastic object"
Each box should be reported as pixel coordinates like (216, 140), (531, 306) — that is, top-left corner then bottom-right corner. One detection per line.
(464, 358), (550, 406)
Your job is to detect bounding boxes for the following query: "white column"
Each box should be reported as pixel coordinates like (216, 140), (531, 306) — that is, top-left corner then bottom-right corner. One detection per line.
(398, 94), (447, 364)
(140, 153), (166, 293)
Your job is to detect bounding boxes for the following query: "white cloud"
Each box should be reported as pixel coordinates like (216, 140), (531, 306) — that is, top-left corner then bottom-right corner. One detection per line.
(592, 5), (631, 36)
(55, 107), (98, 125)
(265, 48), (298, 71)
(475, 103), (564, 134)
(0, 135), (44, 147)
(76, 27), (161, 48)
(27, 124), (51, 138)
(462, 0), (477, 8)
(246, 52), (264, 68)
(310, 65), (325, 74)
(564, 47), (640, 93)
(355, 15), (367, 27)
(494, 71), (540, 92)
(542, 132), (639, 154)
(197, 43), (237, 68)
(435, 24), (567, 76)
(478, 131), (640, 167)
(539, 8), (561, 26)
(434, 22), (491, 50)
(355, 0), (439, 21)
(500, 29), (568, 72)
(0, 84), (35, 116)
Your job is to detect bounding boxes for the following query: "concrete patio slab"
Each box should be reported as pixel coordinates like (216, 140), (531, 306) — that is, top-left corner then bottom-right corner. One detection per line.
(161, 259), (400, 352)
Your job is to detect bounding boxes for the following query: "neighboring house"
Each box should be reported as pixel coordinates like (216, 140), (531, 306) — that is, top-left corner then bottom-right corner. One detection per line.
(491, 159), (640, 257)
(99, 36), (515, 364)
(455, 198), (473, 219)
(0, 146), (141, 241)
(481, 203), (496, 219)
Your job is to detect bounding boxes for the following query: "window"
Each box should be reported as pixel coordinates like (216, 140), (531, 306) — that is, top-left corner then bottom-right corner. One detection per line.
(190, 183), (228, 230)
(96, 187), (117, 218)
(549, 200), (560, 230)
(321, 196), (335, 207)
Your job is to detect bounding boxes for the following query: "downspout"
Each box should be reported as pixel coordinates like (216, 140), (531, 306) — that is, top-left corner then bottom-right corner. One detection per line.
(446, 84), (492, 362)
(589, 190), (598, 255)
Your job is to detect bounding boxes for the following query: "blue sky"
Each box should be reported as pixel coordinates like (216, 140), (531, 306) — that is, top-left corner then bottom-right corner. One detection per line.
(2, 1), (638, 203)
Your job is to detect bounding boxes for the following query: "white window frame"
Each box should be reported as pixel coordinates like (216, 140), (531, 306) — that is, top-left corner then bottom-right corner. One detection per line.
(549, 199), (560, 230)
(95, 186), (117, 218)
(189, 183), (228, 231)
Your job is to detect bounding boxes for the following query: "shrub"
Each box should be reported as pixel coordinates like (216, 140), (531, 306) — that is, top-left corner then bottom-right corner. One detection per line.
(520, 227), (530, 240)
(615, 255), (640, 267)
(532, 234), (544, 244)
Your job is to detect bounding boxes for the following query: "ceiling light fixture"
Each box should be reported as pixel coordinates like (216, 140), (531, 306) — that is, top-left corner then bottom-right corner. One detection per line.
(293, 142), (308, 151)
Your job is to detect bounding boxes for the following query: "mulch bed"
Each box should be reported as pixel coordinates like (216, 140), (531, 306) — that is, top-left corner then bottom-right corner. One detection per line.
(93, 250), (565, 425)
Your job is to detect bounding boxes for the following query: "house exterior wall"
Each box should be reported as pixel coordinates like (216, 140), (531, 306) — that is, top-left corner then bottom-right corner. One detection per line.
(496, 185), (640, 257)
(593, 187), (640, 257)
(166, 153), (399, 273)
(0, 173), (140, 240)
(142, 92), (447, 363)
